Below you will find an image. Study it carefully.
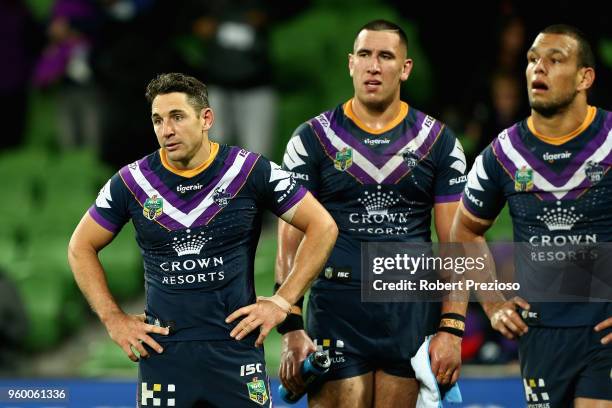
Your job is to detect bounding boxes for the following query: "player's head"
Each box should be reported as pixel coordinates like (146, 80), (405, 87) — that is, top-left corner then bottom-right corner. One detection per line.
(526, 24), (595, 117)
(349, 20), (412, 111)
(145, 73), (214, 166)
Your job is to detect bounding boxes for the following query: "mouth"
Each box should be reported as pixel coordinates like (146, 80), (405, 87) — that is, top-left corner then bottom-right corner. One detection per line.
(165, 142), (181, 152)
(364, 80), (382, 91)
(531, 79), (549, 94)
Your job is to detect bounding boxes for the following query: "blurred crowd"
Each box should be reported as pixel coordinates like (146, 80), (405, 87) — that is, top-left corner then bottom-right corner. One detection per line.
(1, 0), (611, 367)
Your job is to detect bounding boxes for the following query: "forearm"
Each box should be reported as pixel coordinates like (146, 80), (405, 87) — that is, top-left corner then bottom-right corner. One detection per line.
(276, 218), (337, 306)
(68, 244), (122, 324)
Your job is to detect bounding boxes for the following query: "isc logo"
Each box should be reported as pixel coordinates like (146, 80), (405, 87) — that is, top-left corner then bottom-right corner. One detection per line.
(337, 272), (349, 278)
(240, 363), (263, 377)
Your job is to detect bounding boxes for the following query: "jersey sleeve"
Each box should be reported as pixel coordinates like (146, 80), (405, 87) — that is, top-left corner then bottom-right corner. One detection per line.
(432, 127), (467, 203)
(461, 144), (507, 220)
(87, 172), (131, 233)
(250, 155), (307, 218)
(281, 122), (323, 195)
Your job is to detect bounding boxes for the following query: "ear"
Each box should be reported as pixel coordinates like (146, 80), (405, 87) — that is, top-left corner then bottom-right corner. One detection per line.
(577, 66), (595, 92)
(400, 58), (413, 82)
(348, 53), (355, 77)
(201, 107), (214, 131)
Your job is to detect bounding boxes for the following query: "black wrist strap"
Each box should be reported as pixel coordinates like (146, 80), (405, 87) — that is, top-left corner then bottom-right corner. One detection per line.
(277, 313), (304, 335)
(440, 313), (465, 322)
(438, 326), (464, 338)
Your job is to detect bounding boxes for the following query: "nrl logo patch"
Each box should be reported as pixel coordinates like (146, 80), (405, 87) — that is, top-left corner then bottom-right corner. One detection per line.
(585, 161), (604, 184)
(334, 147), (353, 171)
(213, 187), (231, 208)
(246, 377), (268, 406)
(514, 166), (534, 192)
(143, 195), (163, 220)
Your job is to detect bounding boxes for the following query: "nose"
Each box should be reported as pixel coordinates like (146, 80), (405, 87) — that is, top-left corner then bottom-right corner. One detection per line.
(161, 120), (175, 138)
(367, 57), (381, 74)
(533, 58), (546, 74)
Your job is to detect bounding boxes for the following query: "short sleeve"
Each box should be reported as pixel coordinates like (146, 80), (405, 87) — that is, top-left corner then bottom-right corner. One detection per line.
(461, 145), (506, 220)
(281, 123), (323, 195)
(88, 172), (131, 233)
(432, 127), (467, 203)
(250, 156), (307, 218)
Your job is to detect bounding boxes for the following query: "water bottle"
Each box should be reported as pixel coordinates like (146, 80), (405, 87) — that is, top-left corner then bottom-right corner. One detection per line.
(278, 351), (331, 403)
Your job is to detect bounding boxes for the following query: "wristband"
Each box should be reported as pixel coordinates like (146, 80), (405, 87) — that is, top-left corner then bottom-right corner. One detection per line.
(440, 313), (466, 322)
(439, 318), (465, 332)
(438, 326), (464, 338)
(277, 313), (304, 335)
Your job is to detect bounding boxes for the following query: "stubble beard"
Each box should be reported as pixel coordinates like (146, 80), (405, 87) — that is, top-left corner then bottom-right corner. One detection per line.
(530, 89), (578, 118)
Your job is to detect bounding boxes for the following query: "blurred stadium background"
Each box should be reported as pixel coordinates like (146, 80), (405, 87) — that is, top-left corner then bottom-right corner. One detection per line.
(1, 0), (610, 406)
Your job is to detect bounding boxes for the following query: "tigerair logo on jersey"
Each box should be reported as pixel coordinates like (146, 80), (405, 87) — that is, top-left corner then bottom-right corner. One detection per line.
(176, 183), (204, 194)
(364, 137), (390, 145)
(143, 195), (163, 220)
(542, 151), (571, 163)
(349, 186), (413, 235)
(515, 166), (534, 192)
(523, 378), (550, 408)
(246, 377), (269, 406)
(141, 382), (175, 407)
(313, 338), (345, 364)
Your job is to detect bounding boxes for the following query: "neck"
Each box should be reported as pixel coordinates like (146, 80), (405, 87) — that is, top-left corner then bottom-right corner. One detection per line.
(530, 99), (589, 138)
(351, 96), (402, 131)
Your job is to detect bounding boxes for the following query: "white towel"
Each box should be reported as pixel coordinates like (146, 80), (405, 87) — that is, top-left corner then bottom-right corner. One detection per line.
(410, 335), (462, 408)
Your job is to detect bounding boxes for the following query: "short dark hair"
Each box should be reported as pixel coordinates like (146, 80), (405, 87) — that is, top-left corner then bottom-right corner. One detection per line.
(145, 73), (209, 113)
(354, 19), (408, 53)
(539, 24), (595, 69)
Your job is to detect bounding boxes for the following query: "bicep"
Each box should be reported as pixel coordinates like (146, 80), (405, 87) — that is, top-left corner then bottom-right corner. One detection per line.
(69, 212), (116, 254)
(451, 202), (494, 242)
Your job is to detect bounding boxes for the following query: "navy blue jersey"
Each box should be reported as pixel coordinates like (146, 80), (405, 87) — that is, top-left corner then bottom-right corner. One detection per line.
(90, 143), (306, 342)
(462, 106), (612, 326)
(282, 100), (466, 289)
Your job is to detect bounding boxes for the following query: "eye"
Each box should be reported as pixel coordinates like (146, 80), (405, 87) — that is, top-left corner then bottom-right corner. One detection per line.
(174, 114), (183, 121)
(153, 118), (162, 125)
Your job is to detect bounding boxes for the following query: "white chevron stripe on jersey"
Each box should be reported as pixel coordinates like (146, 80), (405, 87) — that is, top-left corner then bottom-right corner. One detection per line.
(498, 128), (612, 199)
(314, 114), (438, 183)
(467, 155), (487, 192)
(449, 138), (467, 174)
(128, 150), (252, 227)
(283, 135), (308, 170)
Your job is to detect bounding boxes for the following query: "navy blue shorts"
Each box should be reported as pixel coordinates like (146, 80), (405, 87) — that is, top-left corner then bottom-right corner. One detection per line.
(306, 288), (440, 381)
(138, 340), (271, 407)
(519, 325), (612, 407)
